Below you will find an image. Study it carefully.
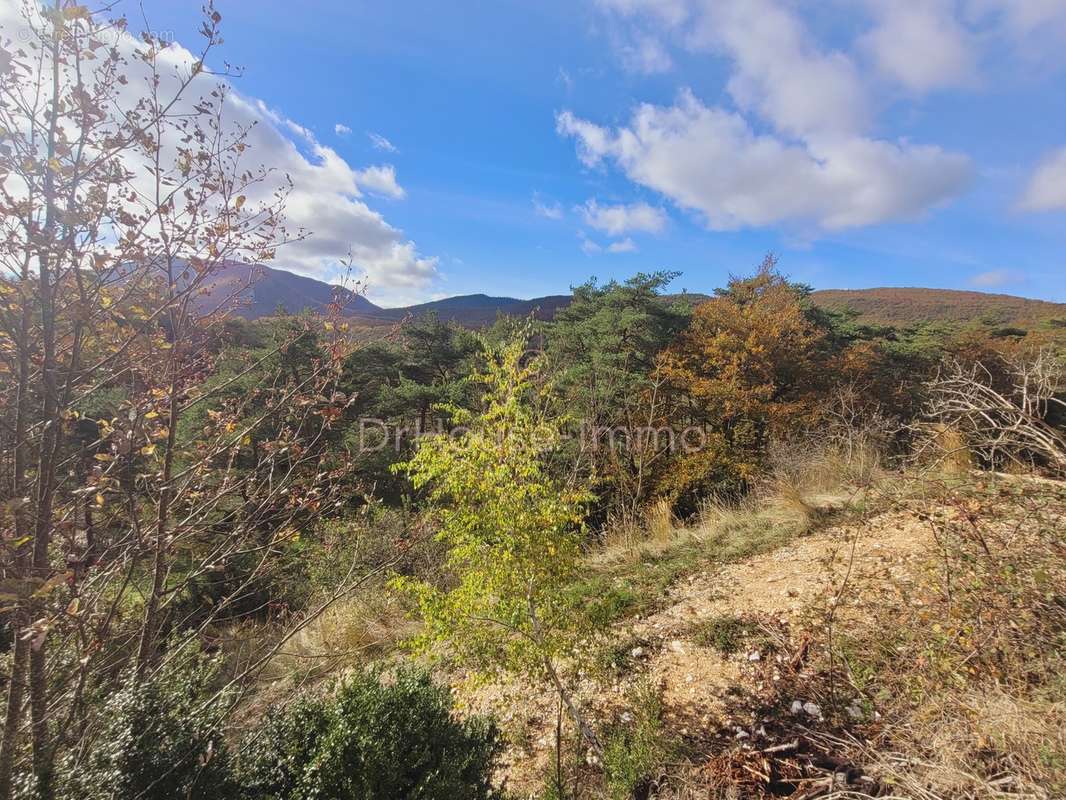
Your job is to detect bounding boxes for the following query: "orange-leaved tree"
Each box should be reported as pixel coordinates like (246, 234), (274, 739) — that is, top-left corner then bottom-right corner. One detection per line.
(655, 255), (836, 504)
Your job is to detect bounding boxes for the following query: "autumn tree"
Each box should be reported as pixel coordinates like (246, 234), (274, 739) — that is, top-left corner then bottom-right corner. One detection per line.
(391, 334), (599, 750)
(0, 4), (364, 796)
(656, 256), (835, 504)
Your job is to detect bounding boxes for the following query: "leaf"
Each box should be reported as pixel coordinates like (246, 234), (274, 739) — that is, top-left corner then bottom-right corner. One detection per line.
(93, 453), (112, 462)
(234, 195), (246, 210)
(140, 444), (156, 456)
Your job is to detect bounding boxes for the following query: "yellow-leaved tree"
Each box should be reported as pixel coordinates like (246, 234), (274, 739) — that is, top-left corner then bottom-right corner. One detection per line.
(391, 334), (600, 750)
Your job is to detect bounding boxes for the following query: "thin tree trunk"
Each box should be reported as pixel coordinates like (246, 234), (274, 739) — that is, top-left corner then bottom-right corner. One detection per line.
(0, 256), (36, 800)
(27, 9), (66, 795)
(528, 594), (601, 755)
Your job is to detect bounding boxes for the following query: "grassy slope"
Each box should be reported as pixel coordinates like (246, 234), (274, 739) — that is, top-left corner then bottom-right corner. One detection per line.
(464, 469), (1065, 799)
(810, 287), (1066, 327)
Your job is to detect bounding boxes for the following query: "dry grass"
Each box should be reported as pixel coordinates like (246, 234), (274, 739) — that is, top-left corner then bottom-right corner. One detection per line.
(259, 588), (416, 682)
(819, 473), (1066, 799)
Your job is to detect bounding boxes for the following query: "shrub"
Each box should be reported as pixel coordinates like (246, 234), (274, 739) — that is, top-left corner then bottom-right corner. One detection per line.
(235, 694), (332, 800)
(693, 614), (758, 655)
(54, 653), (234, 800)
(602, 682), (672, 800)
(237, 667), (502, 800)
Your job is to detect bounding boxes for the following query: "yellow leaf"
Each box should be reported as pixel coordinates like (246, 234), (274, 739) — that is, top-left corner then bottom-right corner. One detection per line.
(235, 195), (246, 210)
(144, 411), (159, 419)
(94, 493), (104, 506)
(140, 444), (156, 456)
(93, 453), (112, 462)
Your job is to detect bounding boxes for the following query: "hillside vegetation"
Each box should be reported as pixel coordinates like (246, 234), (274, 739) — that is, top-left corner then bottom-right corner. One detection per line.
(199, 262), (1065, 333)
(810, 287), (1066, 328)
(1, 6), (1064, 800)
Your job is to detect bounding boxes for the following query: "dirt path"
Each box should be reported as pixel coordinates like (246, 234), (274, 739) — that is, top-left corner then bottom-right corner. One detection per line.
(465, 501), (937, 793)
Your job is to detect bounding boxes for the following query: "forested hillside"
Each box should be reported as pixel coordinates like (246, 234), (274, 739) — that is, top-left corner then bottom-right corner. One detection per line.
(200, 260), (1066, 333)
(0, 6), (1063, 800)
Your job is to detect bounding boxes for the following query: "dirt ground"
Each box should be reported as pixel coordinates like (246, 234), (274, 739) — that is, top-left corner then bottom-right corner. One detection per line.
(463, 495), (938, 795)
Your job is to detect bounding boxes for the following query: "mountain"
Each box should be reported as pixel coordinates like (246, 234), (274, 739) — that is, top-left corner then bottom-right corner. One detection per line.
(809, 287), (1066, 328)
(369, 294), (573, 326)
(203, 263), (1066, 330)
(198, 262), (383, 318)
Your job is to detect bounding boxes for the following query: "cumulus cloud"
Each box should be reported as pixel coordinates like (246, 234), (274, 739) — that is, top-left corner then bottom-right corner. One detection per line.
(368, 132), (399, 153)
(577, 233), (638, 254)
(579, 233), (602, 255)
(334, 123), (352, 136)
(579, 200), (667, 235)
(558, 94), (970, 232)
(968, 0), (1066, 53)
(220, 95), (432, 299)
(1019, 147), (1066, 212)
(687, 0), (869, 139)
(353, 164), (406, 199)
(563, 0), (973, 233)
(0, 0), (438, 305)
(860, 0), (978, 91)
(619, 33), (673, 73)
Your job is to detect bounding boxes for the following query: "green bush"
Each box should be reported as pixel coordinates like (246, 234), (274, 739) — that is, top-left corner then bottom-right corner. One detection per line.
(54, 653), (234, 800)
(693, 614), (758, 655)
(236, 694), (332, 800)
(237, 667), (502, 800)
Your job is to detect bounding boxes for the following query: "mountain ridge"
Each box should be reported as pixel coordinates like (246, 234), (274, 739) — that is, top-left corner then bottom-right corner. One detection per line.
(203, 262), (1066, 328)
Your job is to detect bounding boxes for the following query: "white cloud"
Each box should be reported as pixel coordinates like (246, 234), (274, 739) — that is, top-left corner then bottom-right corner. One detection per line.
(533, 194), (564, 220)
(216, 95), (433, 301)
(1019, 147), (1066, 212)
(558, 93), (971, 232)
(578, 232), (637, 254)
(968, 0), (1066, 45)
(579, 199), (667, 235)
(596, 0), (690, 28)
(334, 123), (352, 136)
(353, 164), (406, 199)
(565, 0), (973, 233)
(12, 7), (440, 305)
(687, 0), (869, 139)
(860, 0), (978, 91)
(368, 131), (399, 153)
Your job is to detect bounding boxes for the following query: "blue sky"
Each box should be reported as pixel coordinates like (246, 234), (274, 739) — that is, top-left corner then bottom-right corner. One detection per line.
(133, 0), (1066, 305)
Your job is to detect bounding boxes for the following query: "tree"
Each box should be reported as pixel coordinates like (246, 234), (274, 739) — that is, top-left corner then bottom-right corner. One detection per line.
(656, 256), (834, 504)
(391, 334), (599, 749)
(545, 273), (687, 522)
(0, 5), (364, 796)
